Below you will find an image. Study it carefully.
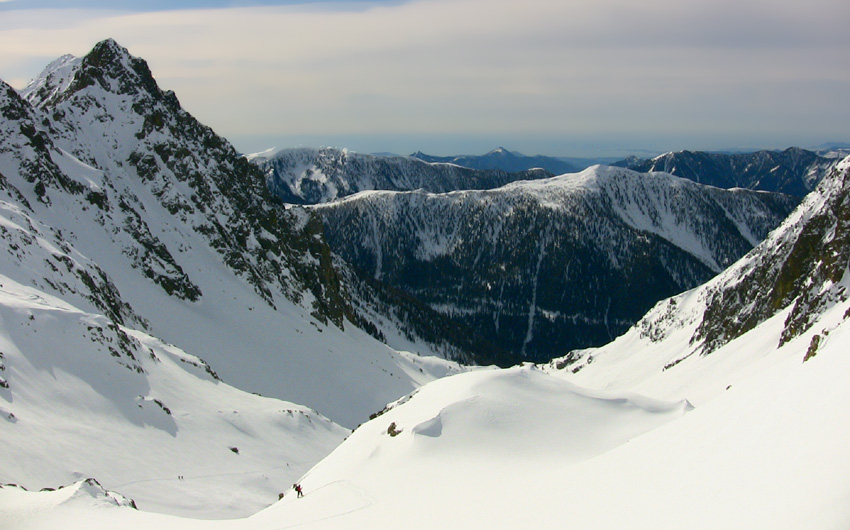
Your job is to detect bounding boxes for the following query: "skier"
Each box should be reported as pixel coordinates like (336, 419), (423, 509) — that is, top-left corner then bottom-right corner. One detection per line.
(294, 483), (304, 498)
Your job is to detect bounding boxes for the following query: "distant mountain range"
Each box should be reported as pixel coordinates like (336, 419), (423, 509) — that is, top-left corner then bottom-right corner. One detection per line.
(251, 147), (553, 204)
(410, 147), (581, 174)
(614, 147), (839, 197)
(404, 146), (848, 191)
(251, 146), (803, 363)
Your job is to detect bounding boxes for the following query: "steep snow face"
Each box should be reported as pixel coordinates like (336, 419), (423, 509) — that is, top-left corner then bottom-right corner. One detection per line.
(0, 80), (141, 327)
(312, 165), (798, 362)
(251, 147), (553, 204)
(20, 54), (82, 105)
(0, 274), (348, 519)
(1, 40), (474, 429)
(9, 42), (319, 315)
(546, 156), (850, 404)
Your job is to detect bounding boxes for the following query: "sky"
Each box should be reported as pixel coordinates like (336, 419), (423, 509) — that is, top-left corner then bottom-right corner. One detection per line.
(0, 0), (848, 157)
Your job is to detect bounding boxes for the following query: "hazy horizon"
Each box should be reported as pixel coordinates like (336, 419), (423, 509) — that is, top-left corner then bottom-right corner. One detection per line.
(1, 0), (848, 158)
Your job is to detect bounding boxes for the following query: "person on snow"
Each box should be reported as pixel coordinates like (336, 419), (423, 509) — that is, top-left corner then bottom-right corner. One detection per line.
(294, 483), (304, 498)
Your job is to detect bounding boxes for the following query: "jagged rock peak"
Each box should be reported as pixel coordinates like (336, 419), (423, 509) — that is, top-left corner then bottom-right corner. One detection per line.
(23, 38), (172, 109)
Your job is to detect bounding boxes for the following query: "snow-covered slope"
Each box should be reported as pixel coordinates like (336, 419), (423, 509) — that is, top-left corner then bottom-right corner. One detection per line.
(547, 156), (850, 405)
(250, 147), (552, 204)
(266, 154), (847, 529)
(7, 325), (847, 528)
(1, 39), (474, 430)
(2, 38), (846, 530)
(1, 151), (845, 530)
(0, 273), (347, 519)
(253, 330), (849, 529)
(312, 165), (797, 362)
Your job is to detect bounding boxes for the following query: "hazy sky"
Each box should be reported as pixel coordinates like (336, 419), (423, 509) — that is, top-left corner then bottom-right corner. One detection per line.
(1, 0), (848, 157)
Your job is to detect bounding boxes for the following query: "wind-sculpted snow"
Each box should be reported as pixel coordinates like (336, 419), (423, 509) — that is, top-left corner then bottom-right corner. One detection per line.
(313, 166), (797, 362)
(250, 146), (552, 204)
(250, 366), (695, 528)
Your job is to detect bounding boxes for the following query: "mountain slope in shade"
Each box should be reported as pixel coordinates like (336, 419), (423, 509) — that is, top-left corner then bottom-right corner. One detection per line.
(250, 147), (552, 204)
(312, 166), (798, 362)
(618, 147), (838, 197)
(0, 273), (348, 519)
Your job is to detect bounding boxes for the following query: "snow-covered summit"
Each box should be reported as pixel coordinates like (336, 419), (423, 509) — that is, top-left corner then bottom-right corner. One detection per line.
(2, 39), (479, 428)
(22, 38), (158, 108)
(20, 53), (81, 104)
(0, 37), (494, 518)
(486, 146), (511, 155)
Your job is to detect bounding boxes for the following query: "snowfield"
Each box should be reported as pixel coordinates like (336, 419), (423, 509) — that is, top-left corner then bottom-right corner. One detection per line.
(0, 273), (348, 519)
(3, 318), (849, 528)
(1, 38), (848, 529)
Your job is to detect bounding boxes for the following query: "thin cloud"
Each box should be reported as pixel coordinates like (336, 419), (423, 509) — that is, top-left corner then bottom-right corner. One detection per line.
(0, 0), (847, 154)
(0, 0), (406, 11)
